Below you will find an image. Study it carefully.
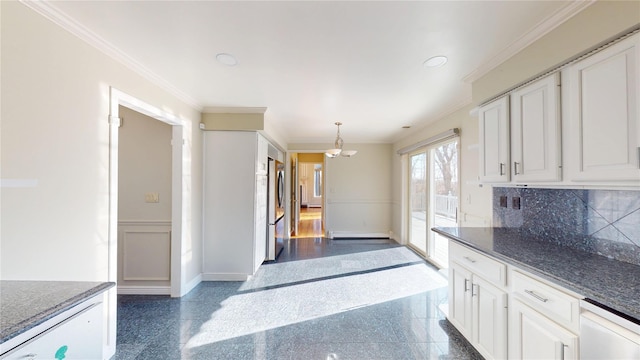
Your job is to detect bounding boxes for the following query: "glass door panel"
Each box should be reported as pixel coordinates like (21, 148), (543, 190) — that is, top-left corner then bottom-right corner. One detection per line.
(429, 140), (458, 267)
(409, 152), (427, 254)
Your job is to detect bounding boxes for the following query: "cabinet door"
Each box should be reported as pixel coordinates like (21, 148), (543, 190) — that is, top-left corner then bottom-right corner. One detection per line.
(510, 299), (578, 360)
(566, 33), (640, 182)
(511, 73), (561, 182)
(473, 276), (507, 360)
(448, 262), (473, 338)
(479, 96), (510, 182)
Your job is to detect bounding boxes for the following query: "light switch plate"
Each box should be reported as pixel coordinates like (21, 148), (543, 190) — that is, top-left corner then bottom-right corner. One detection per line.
(145, 192), (159, 203)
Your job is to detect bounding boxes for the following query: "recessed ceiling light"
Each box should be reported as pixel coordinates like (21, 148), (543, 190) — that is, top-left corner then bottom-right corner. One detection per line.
(423, 55), (448, 68)
(216, 53), (238, 66)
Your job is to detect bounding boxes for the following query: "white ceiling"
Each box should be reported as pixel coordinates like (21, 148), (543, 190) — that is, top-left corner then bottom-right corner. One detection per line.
(42, 1), (588, 144)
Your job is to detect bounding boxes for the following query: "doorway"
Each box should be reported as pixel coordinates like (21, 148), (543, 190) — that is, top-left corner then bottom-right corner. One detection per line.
(108, 88), (184, 297)
(292, 153), (325, 238)
(407, 139), (459, 267)
(117, 105), (172, 294)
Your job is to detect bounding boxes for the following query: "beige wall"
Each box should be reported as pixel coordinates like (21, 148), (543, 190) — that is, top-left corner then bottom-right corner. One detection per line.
(324, 144), (392, 236)
(118, 106), (172, 221)
(0, 2), (202, 286)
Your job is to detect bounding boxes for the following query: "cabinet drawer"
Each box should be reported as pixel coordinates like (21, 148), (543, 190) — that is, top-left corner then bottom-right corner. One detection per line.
(2, 302), (103, 360)
(511, 270), (580, 332)
(450, 242), (506, 286)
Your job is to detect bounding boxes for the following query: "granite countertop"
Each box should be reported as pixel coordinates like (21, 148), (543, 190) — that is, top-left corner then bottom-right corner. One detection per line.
(433, 227), (640, 321)
(0, 281), (115, 344)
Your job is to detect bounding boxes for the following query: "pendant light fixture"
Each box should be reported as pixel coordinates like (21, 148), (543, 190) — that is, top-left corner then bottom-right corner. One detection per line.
(325, 122), (357, 158)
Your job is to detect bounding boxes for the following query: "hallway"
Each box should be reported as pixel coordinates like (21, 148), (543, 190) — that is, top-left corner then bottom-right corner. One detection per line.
(113, 238), (482, 359)
(293, 207), (323, 239)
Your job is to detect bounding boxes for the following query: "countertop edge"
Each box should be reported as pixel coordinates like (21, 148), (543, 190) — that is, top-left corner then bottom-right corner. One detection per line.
(0, 281), (115, 344)
(432, 228), (640, 321)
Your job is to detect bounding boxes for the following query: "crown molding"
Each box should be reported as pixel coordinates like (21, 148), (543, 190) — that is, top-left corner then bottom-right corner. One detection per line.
(462, 0), (595, 84)
(19, 0), (202, 111)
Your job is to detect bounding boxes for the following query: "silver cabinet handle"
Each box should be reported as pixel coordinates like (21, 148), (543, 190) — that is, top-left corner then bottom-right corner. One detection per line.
(472, 284), (478, 297)
(525, 289), (548, 302)
(514, 161), (520, 175)
(464, 278), (470, 292)
(25, 354), (38, 360)
(558, 342), (568, 360)
(499, 163), (505, 175)
(463, 256), (476, 263)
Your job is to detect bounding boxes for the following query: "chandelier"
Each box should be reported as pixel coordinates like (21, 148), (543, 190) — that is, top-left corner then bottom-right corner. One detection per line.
(325, 122), (357, 158)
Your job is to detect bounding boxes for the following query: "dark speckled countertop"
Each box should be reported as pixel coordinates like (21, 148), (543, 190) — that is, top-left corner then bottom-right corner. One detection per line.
(0, 281), (115, 344)
(433, 227), (640, 321)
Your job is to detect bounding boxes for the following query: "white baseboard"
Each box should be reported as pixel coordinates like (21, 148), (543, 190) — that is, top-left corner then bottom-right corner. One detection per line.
(117, 285), (170, 295)
(329, 231), (390, 239)
(182, 273), (202, 296)
(202, 273), (249, 281)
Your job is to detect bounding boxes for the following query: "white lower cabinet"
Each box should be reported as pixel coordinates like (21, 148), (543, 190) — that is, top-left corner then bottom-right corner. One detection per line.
(510, 299), (579, 360)
(2, 302), (103, 360)
(449, 243), (507, 360)
(448, 242), (585, 360)
(509, 270), (580, 360)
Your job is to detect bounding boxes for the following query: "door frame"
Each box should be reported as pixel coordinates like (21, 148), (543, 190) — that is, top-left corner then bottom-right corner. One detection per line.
(285, 149), (327, 238)
(108, 88), (185, 298)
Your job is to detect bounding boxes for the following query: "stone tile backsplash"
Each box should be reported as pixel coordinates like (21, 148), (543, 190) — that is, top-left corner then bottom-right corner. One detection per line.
(493, 187), (640, 266)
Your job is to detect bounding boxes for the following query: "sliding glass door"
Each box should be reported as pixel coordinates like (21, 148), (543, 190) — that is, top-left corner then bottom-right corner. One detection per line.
(409, 152), (427, 253)
(408, 139), (459, 267)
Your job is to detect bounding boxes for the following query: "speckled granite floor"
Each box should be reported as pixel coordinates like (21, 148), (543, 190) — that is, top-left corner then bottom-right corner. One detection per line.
(112, 238), (483, 359)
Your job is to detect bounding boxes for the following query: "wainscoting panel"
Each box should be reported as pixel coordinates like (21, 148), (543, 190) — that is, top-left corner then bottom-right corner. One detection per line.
(123, 230), (171, 280)
(118, 221), (171, 292)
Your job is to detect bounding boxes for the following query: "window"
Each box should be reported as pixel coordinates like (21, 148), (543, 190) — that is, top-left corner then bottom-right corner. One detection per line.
(314, 164), (322, 197)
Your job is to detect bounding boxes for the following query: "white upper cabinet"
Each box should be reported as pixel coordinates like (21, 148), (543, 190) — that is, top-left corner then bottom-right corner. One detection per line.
(565, 33), (640, 183)
(511, 73), (562, 182)
(479, 96), (510, 182)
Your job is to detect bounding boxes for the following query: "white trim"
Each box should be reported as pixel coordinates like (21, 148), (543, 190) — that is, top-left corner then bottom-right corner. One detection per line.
(110, 89), (183, 126)
(117, 286), (171, 295)
(182, 274), (203, 297)
(118, 220), (172, 226)
(329, 231), (390, 239)
(20, 0), (201, 111)
(462, 0), (595, 83)
(202, 273), (250, 281)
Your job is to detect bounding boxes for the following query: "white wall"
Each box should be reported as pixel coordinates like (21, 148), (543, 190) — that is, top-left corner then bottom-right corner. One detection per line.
(0, 1), (202, 289)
